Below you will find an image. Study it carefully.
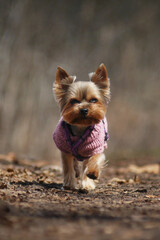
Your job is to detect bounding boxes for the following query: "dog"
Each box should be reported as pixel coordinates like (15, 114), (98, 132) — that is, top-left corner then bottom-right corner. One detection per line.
(53, 63), (110, 190)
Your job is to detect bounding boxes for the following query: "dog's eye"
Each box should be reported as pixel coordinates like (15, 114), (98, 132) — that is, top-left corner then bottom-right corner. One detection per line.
(89, 98), (98, 103)
(70, 99), (80, 104)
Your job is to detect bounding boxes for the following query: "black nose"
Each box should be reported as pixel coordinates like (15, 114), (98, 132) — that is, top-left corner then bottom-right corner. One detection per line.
(80, 108), (88, 116)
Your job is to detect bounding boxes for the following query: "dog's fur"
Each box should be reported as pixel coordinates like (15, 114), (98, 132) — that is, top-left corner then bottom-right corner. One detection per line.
(53, 63), (110, 190)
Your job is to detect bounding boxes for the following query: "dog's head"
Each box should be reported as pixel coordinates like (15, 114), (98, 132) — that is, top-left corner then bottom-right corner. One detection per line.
(53, 64), (110, 126)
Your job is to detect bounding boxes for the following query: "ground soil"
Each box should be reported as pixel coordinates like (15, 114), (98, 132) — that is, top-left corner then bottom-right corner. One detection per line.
(0, 153), (160, 240)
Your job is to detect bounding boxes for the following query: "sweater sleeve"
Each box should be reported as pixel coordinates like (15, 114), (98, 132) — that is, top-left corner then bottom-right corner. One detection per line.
(53, 118), (71, 154)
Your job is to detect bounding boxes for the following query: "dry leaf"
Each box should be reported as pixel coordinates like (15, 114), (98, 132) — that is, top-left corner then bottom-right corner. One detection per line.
(146, 195), (157, 199)
(128, 164), (159, 174)
(109, 178), (126, 184)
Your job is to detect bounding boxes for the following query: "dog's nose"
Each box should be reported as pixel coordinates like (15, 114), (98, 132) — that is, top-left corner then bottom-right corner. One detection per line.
(80, 108), (88, 116)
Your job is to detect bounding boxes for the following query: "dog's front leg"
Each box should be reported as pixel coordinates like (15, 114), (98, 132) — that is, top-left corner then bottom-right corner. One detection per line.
(85, 153), (105, 180)
(81, 159), (96, 190)
(61, 152), (76, 189)
(81, 153), (105, 190)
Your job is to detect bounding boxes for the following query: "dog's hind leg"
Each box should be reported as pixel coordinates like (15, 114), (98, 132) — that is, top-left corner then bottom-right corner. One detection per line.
(85, 153), (105, 180)
(81, 153), (105, 190)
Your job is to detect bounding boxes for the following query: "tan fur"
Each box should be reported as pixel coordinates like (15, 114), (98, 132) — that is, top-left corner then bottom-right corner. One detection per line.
(84, 153), (105, 180)
(62, 81), (106, 126)
(53, 63), (110, 190)
(61, 152), (76, 189)
(90, 63), (110, 103)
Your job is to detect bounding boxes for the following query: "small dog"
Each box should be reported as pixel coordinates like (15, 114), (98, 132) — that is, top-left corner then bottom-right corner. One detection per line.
(53, 63), (110, 190)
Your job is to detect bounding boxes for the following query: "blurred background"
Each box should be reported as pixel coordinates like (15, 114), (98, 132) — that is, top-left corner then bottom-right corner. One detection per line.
(0, 0), (160, 162)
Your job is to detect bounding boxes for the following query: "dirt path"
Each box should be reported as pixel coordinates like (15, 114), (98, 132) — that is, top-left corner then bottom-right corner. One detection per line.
(0, 153), (160, 240)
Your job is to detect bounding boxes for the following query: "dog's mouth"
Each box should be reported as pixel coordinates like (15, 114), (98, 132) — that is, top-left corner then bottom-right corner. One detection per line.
(81, 115), (87, 119)
(70, 117), (101, 126)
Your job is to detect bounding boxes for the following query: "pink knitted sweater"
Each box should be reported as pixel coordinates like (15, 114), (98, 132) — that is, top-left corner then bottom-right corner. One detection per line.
(53, 117), (109, 161)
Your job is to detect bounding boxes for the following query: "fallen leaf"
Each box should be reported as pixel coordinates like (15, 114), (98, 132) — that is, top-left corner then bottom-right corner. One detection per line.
(109, 178), (126, 184)
(128, 164), (159, 174)
(146, 195), (158, 199)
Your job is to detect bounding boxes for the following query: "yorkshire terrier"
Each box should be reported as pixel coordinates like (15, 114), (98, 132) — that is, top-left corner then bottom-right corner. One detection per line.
(53, 63), (110, 190)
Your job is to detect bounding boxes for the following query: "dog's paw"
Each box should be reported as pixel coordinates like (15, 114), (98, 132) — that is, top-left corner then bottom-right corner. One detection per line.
(81, 177), (95, 190)
(63, 182), (77, 190)
(63, 179), (77, 190)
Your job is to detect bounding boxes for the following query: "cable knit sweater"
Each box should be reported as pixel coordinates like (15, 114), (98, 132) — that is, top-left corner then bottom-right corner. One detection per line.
(53, 117), (109, 161)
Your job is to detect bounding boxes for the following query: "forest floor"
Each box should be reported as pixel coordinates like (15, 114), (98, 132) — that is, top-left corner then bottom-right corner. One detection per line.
(0, 152), (160, 240)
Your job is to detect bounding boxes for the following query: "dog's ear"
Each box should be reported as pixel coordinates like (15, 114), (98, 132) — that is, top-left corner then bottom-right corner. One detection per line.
(56, 67), (76, 86)
(89, 63), (110, 103)
(89, 63), (109, 89)
(53, 67), (76, 108)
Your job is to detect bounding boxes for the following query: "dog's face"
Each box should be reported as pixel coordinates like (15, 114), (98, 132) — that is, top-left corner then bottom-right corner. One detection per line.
(53, 64), (110, 126)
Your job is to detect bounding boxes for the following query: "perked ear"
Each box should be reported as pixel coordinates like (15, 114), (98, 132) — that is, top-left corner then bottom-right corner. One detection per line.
(53, 67), (76, 108)
(56, 67), (76, 85)
(89, 63), (110, 103)
(56, 67), (69, 82)
(89, 63), (109, 88)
